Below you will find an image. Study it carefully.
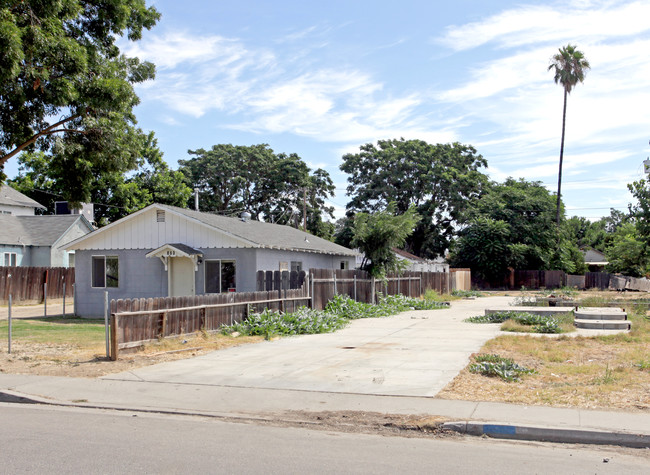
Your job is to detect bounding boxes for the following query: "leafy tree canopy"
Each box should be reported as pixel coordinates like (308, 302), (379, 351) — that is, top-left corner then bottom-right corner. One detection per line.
(352, 202), (420, 278)
(178, 144), (336, 239)
(9, 132), (191, 226)
(605, 222), (648, 277)
(341, 138), (488, 258)
(0, 0), (160, 182)
(450, 178), (586, 279)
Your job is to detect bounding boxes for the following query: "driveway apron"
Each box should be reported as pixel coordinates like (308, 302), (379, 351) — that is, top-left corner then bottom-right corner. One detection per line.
(103, 296), (515, 397)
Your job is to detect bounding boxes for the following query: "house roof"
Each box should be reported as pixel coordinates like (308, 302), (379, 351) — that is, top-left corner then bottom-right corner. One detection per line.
(0, 184), (46, 210)
(582, 248), (608, 265)
(0, 215), (92, 247)
(164, 205), (357, 256)
(67, 204), (357, 257)
(393, 248), (425, 262)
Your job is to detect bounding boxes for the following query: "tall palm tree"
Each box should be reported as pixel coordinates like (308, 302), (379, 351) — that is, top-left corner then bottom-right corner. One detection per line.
(548, 44), (590, 228)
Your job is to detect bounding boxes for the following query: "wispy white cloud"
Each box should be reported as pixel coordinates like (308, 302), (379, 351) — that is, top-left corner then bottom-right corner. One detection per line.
(437, 1), (650, 51)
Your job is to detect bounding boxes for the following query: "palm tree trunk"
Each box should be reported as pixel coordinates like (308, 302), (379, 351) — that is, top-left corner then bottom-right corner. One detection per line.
(556, 88), (568, 228)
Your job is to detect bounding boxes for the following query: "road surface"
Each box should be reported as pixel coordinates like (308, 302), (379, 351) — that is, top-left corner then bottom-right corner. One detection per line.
(1, 403), (647, 474)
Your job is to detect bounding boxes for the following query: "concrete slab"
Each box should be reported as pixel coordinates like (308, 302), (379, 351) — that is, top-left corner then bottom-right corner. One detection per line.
(103, 296), (514, 397)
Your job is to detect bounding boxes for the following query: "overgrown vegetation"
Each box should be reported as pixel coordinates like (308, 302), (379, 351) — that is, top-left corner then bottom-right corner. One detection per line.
(451, 289), (484, 298)
(441, 293), (650, 410)
(469, 354), (536, 382)
(223, 293), (447, 337)
(466, 311), (564, 333)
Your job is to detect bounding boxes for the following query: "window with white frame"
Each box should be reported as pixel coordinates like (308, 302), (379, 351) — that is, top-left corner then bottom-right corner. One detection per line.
(205, 260), (236, 293)
(3, 252), (17, 266)
(340, 260), (349, 270)
(91, 256), (119, 288)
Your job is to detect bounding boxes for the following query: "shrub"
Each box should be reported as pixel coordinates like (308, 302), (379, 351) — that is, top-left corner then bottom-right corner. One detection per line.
(469, 354), (536, 382)
(466, 311), (562, 333)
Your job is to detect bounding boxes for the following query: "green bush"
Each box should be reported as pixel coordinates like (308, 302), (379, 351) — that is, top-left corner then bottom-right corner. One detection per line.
(466, 311), (562, 333)
(225, 307), (348, 337)
(469, 354), (536, 382)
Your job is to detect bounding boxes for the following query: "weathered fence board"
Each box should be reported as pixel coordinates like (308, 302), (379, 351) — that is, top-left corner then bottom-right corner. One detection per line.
(0, 266), (75, 303)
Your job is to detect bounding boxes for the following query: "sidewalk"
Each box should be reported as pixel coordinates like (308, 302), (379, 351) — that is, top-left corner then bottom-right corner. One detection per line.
(1, 373), (649, 448)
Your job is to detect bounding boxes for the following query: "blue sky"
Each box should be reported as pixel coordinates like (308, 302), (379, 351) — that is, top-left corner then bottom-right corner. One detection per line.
(9, 0), (650, 220)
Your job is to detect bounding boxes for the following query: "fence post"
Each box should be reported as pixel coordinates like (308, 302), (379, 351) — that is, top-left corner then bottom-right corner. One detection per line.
(110, 313), (118, 361)
(7, 294), (11, 354)
(62, 282), (66, 317)
(104, 291), (109, 359)
(354, 275), (357, 302)
(398, 275), (400, 295)
(310, 273), (314, 309)
(44, 282), (47, 318)
(73, 283), (76, 316)
(371, 277), (376, 305)
(333, 271), (337, 295)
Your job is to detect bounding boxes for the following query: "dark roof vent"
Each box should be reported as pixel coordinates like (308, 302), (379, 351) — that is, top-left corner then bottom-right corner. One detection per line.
(157, 210), (165, 223)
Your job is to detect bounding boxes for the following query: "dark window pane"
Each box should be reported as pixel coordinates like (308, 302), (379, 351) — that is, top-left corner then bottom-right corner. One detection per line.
(205, 261), (220, 293)
(221, 261), (236, 292)
(92, 256), (105, 287)
(106, 257), (119, 288)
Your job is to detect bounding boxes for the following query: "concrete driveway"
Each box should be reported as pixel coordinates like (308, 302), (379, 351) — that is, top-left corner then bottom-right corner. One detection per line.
(104, 296), (515, 397)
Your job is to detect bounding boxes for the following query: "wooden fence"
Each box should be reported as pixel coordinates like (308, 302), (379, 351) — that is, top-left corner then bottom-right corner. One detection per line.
(473, 269), (614, 291)
(305, 268), (450, 310)
(0, 266), (75, 303)
(109, 281), (310, 360)
(450, 268), (471, 291)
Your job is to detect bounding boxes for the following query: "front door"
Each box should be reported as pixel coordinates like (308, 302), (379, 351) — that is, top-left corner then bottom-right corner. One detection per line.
(169, 257), (195, 297)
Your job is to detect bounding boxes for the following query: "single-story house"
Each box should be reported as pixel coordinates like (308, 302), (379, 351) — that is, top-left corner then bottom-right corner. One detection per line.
(581, 248), (608, 272)
(0, 183), (46, 215)
(65, 203), (358, 317)
(0, 214), (94, 267)
(393, 248), (449, 273)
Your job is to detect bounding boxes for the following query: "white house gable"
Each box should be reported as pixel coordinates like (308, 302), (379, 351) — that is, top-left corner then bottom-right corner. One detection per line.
(68, 207), (253, 251)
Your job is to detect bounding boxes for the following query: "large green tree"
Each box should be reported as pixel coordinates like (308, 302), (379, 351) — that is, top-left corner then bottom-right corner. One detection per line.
(352, 202), (420, 278)
(340, 138), (488, 258)
(450, 178), (586, 278)
(9, 132), (191, 225)
(178, 144), (336, 238)
(548, 44), (590, 228)
(0, 0), (160, 183)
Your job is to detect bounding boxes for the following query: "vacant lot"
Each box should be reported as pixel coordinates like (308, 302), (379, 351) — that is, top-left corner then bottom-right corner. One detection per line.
(0, 317), (262, 377)
(438, 292), (650, 411)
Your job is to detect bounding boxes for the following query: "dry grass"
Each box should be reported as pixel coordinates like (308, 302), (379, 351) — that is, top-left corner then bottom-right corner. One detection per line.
(439, 304), (650, 411)
(0, 320), (263, 378)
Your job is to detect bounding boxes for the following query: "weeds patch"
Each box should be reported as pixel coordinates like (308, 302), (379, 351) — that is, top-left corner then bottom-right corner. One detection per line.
(469, 354), (536, 382)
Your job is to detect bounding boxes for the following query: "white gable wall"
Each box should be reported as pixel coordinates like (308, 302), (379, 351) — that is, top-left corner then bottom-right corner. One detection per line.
(70, 207), (250, 250)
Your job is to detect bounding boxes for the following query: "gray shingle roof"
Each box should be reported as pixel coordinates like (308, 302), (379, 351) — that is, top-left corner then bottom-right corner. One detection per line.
(0, 184), (45, 210)
(161, 204), (356, 257)
(0, 215), (86, 246)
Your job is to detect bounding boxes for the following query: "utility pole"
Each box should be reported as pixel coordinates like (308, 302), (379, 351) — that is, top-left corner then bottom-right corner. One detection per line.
(303, 188), (307, 231)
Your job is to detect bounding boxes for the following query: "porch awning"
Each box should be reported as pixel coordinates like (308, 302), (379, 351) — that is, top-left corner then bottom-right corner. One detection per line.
(146, 243), (204, 271)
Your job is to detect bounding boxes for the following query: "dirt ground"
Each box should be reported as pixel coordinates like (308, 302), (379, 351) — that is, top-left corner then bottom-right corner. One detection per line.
(0, 333), (264, 378)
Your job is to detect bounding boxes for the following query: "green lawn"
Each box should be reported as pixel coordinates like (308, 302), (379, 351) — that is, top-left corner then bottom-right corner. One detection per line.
(0, 317), (106, 348)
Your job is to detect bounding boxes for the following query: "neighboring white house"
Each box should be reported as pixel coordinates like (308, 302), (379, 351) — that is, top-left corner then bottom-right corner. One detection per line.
(0, 183), (46, 215)
(581, 248), (609, 272)
(393, 248), (449, 273)
(66, 203), (358, 317)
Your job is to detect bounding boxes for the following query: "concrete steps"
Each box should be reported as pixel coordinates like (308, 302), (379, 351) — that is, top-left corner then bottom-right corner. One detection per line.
(574, 307), (631, 330)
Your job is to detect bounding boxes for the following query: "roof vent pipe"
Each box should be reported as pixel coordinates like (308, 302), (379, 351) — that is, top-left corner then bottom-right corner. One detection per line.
(241, 211), (251, 222)
(194, 188), (199, 211)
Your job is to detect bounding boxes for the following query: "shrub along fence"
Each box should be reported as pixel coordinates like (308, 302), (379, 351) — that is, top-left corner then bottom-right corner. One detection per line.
(0, 266), (75, 303)
(259, 268), (453, 311)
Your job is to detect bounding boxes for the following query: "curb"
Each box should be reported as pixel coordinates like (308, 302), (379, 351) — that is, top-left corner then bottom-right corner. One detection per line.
(443, 421), (650, 449)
